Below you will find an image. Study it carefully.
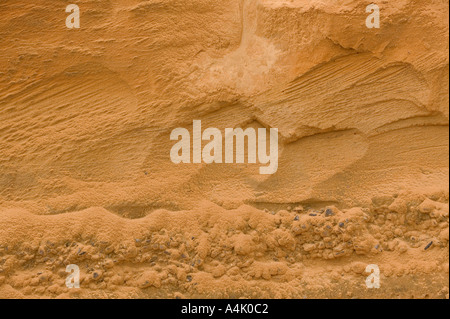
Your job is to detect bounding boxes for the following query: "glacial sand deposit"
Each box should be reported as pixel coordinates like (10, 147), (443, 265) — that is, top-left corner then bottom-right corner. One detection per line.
(0, 0), (448, 299)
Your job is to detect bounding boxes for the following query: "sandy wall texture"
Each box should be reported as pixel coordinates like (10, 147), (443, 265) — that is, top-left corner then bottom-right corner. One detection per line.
(0, 0), (449, 299)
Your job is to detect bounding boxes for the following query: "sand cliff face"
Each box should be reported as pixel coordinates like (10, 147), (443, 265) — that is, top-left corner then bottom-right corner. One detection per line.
(0, 0), (449, 299)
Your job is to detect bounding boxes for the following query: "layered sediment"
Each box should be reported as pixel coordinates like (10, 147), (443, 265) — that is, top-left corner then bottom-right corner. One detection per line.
(0, 0), (448, 298)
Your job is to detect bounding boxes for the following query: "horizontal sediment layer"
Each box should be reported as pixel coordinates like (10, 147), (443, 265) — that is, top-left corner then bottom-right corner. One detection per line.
(1, 192), (448, 298)
(0, 0), (448, 299)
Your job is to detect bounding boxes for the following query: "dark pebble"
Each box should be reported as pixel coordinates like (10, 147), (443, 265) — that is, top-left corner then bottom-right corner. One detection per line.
(325, 209), (335, 217)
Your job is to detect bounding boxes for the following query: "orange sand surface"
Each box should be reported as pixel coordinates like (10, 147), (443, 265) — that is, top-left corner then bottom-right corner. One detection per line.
(0, 0), (449, 299)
